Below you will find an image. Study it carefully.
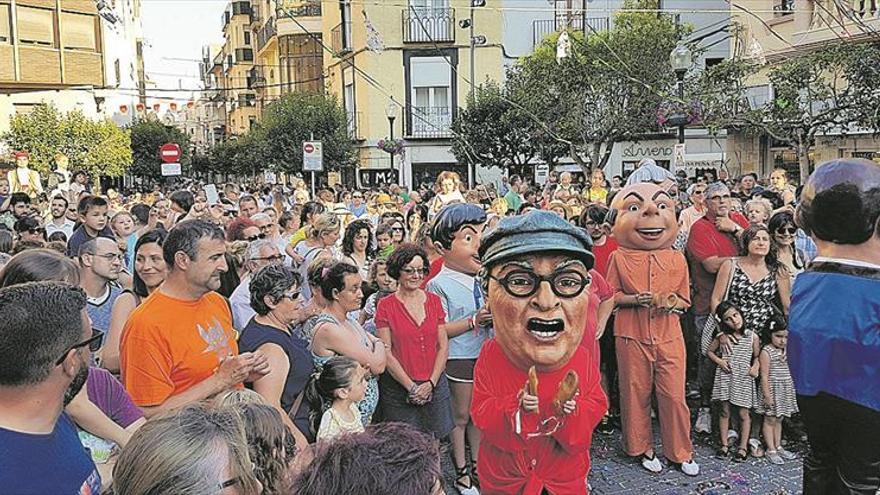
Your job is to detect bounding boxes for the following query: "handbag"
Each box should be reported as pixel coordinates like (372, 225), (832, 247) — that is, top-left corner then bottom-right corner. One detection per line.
(700, 259), (736, 355)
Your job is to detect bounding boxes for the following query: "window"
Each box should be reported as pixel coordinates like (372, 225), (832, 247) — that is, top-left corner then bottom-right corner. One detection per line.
(243, 30), (251, 45)
(705, 57), (724, 69)
(414, 86), (449, 109)
(61, 12), (97, 50)
(0, 5), (11, 43)
(17, 7), (55, 46)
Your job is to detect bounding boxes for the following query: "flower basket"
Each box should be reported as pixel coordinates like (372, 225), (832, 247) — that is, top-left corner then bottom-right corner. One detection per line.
(377, 138), (405, 158)
(656, 101), (704, 128)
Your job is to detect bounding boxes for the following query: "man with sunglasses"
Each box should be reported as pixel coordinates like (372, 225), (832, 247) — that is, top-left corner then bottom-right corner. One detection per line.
(0, 282), (102, 493)
(230, 239), (284, 330)
(472, 210), (607, 495)
(686, 181), (749, 436)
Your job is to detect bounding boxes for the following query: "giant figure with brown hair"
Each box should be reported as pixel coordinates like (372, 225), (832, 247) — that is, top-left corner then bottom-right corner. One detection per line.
(606, 182), (699, 476)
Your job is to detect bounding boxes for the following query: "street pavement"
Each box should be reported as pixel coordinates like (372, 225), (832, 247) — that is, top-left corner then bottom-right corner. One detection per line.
(442, 419), (805, 495)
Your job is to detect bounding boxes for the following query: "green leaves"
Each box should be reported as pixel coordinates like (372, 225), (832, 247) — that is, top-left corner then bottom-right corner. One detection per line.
(129, 120), (191, 181)
(2, 104), (132, 177)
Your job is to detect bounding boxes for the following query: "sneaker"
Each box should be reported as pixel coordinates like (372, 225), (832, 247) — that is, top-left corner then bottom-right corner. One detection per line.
(597, 415), (614, 435)
(749, 438), (765, 458)
(727, 429), (739, 443)
(641, 454), (663, 473)
(778, 447), (798, 460)
(679, 459), (700, 476)
(695, 408), (711, 434)
(766, 451), (785, 465)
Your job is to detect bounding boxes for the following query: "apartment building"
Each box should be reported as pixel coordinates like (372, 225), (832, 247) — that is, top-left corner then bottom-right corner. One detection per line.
(0, 0), (106, 132)
(320, 0), (506, 189)
(97, 0), (147, 127)
(250, 0), (324, 117)
(728, 0), (880, 180)
(194, 44), (228, 151)
(220, 0), (258, 136)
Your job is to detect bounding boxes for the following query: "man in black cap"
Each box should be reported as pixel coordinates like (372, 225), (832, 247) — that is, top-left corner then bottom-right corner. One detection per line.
(471, 210), (607, 495)
(791, 158), (880, 494)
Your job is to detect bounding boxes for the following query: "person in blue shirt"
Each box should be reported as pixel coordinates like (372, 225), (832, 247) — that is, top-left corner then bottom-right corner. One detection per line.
(790, 158), (880, 494)
(0, 281), (102, 494)
(426, 203), (491, 495)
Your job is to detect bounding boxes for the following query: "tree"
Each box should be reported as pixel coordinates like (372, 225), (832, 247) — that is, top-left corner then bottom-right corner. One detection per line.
(2, 104), (131, 177)
(129, 120), (191, 181)
(451, 81), (542, 171)
(508, 0), (684, 172)
(701, 41), (880, 183)
(257, 92), (355, 174)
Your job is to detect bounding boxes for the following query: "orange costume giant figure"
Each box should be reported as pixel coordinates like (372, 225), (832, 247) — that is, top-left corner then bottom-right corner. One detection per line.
(606, 182), (699, 476)
(471, 210), (607, 495)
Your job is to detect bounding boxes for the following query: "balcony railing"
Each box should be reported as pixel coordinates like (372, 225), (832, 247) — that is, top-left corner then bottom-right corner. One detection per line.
(403, 7), (455, 43)
(288, 1), (321, 17)
(347, 111), (363, 140)
(532, 17), (609, 50)
(257, 16), (276, 52)
(331, 21), (352, 53)
(408, 106), (454, 139)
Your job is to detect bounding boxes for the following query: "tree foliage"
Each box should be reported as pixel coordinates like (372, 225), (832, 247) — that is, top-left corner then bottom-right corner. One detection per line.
(507, 0), (684, 171)
(451, 81), (541, 170)
(255, 92), (356, 174)
(698, 41), (880, 183)
(129, 119), (191, 181)
(3, 104), (131, 177)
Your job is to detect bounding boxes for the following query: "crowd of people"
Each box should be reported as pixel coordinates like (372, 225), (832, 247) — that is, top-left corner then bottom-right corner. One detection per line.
(0, 150), (874, 495)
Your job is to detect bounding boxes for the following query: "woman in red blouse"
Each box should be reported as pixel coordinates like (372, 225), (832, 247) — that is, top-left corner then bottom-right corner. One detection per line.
(375, 243), (453, 439)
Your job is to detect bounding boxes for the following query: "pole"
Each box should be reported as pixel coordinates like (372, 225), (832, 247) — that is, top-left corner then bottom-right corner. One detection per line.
(468, 4), (477, 189)
(388, 117), (395, 183)
(677, 74), (685, 144)
(310, 131), (316, 197)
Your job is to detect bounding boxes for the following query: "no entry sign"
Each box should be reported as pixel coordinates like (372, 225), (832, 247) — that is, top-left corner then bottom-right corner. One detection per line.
(160, 143), (182, 163)
(303, 141), (323, 172)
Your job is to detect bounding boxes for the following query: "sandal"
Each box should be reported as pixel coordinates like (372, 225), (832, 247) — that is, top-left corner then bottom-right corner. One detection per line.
(455, 464), (479, 495)
(734, 448), (748, 463)
(715, 445), (730, 459)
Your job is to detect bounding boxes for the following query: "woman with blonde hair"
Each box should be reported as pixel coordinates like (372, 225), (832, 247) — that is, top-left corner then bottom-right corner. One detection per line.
(429, 170), (465, 216)
(744, 197), (774, 226)
(294, 213), (340, 302)
(113, 404), (262, 495)
(489, 197), (509, 216)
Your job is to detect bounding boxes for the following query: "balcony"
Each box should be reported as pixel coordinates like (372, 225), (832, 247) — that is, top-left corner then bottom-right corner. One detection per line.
(532, 17), (609, 50)
(407, 106), (454, 139)
(331, 21), (352, 54)
(403, 7), (455, 43)
(287, 1), (321, 17)
(347, 111), (363, 140)
(222, 1), (252, 28)
(257, 16), (277, 52)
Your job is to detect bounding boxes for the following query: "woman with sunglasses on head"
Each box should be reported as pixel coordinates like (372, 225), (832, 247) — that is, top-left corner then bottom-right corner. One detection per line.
(309, 261), (386, 425)
(104, 230), (168, 373)
(767, 211), (805, 284)
(239, 264), (313, 448)
(375, 243), (453, 440)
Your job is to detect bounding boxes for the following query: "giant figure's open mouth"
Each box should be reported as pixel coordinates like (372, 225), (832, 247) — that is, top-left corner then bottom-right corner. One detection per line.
(527, 318), (565, 342)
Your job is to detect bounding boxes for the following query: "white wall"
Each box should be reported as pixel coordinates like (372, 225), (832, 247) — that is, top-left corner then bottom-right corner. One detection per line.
(99, 0), (144, 126)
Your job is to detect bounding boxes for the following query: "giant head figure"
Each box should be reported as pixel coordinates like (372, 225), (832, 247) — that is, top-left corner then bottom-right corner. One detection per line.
(610, 182), (679, 251)
(431, 203), (487, 276)
(479, 210), (593, 372)
(796, 158), (880, 248)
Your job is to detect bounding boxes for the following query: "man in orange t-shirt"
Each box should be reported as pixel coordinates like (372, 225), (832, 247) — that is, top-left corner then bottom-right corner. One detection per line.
(121, 220), (268, 417)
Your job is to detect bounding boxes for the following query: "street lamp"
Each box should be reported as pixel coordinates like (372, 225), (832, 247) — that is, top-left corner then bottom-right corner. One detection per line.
(669, 43), (693, 145)
(385, 102), (397, 181)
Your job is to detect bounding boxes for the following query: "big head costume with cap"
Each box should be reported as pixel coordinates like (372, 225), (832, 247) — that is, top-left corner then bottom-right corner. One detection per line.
(471, 210), (607, 495)
(789, 158), (880, 494)
(605, 182), (696, 468)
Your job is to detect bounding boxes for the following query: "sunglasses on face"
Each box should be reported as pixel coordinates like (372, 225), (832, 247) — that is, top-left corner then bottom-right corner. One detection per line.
(776, 227), (797, 235)
(253, 254), (284, 263)
(26, 228), (45, 235)
(246, 233), (267, 241)
(400, 266), (430, 277)
(55, 328), (104, 365)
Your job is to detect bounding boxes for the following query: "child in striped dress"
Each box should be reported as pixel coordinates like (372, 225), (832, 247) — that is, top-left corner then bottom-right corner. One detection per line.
(708, 301), (760, 462)
(757, 315), (799, 465)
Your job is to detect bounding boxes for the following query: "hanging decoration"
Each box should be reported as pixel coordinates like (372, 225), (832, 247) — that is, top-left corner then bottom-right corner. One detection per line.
(119, 105), (128, 114)
(135, 103), (145, 112)
(377, 138), (405, 157)
(152, 103), (161, 112)
(187, 101), (195, 109)
(363, 10), (385, 53)
(169, 102), (178, 111)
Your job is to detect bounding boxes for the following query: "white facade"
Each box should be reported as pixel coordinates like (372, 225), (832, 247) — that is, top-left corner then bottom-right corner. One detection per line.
(97, 0), (145, 127)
